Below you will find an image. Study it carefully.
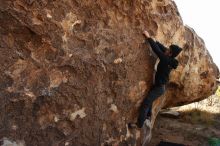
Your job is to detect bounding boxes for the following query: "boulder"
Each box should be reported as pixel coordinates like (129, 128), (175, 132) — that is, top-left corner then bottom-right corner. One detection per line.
(0, 0), (218, 145)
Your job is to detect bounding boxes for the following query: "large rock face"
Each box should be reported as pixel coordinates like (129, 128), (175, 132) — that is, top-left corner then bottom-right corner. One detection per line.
(0, 0), (218, 145)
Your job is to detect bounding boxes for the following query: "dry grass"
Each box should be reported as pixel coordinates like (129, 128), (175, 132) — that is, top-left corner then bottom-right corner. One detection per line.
(170, 92), (220, 125)
(216, 86), (220, 97)
(180, 108), (215, 125)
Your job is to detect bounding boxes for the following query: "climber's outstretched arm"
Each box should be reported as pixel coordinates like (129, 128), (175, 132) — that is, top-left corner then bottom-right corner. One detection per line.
(147, 38), (164, 59)
(156, 41), (167, 53)
(143, 31), (167, 60)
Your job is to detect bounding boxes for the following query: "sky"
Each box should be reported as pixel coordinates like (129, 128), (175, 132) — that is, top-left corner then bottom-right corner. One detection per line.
(174, 0), (220, 68)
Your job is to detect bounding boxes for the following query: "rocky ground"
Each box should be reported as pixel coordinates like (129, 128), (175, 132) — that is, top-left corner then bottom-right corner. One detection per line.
(150, 95), (220, 146)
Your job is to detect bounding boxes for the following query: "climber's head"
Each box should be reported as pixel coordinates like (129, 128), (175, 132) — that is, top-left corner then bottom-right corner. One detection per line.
(169, 44), (182, 58)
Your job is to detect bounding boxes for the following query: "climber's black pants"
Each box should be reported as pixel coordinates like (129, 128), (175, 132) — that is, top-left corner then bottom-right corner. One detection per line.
(137, 84), (165, 128)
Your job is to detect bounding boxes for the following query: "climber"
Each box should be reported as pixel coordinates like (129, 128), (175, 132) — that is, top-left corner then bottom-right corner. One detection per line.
(130, 30), (182, 129)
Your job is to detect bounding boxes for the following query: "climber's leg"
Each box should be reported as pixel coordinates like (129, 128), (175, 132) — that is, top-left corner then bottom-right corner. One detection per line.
(137, 85), (165, 128)
(147, 104), (152, 117)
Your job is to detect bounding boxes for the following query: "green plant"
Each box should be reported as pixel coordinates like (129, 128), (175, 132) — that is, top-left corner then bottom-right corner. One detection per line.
(208, 137), (220, 146)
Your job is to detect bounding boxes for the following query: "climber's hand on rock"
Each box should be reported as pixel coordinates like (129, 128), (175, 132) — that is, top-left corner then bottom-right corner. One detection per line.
(143, 30), (150, 38)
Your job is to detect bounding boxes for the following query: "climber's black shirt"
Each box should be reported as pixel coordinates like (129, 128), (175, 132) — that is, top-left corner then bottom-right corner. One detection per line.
(147, 38), (178, 85)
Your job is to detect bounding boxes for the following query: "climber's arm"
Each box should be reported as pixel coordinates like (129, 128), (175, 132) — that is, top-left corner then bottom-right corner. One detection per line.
(143, 30), (167, 60)
(147, 38), (167, 60)
(156, 41), (167, 53)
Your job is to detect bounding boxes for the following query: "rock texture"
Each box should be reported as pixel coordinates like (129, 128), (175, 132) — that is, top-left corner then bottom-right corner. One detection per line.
(0, 0), (218, 145)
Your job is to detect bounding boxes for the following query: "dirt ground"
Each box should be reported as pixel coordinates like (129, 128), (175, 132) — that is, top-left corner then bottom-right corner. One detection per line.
(150, 95), (220, 146)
